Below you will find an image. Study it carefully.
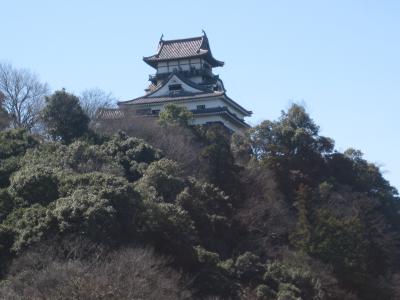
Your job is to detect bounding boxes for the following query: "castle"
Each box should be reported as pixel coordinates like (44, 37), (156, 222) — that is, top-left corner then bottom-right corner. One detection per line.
(103, 32), (252, 132)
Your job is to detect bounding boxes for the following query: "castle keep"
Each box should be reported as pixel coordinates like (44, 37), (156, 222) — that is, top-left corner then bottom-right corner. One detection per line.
(107, 32), (252, 132)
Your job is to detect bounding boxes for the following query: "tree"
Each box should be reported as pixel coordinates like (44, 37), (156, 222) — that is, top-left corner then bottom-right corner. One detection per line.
(0, 63), (48, 130)
(42, 89), (90, 143)
(249, 104), (334, 161)
(80, 87), (116, 120)
(242, 104), (334, 195)
(159, 103), (193, 127)
(0, 92), (10, 130)
(198, 124), (242, 199)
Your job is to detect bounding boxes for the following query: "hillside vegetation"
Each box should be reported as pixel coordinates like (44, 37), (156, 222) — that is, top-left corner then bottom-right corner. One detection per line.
(0, 88), (399, 299)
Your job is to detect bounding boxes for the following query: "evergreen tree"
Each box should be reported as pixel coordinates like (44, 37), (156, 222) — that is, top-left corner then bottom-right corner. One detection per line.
(42, 89), (89, 143)
(158, 103), (193, 127)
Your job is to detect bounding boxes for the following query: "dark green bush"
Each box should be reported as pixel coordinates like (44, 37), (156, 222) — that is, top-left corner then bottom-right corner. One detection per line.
(101, 132), (162, 181)
(0, 189), (14, 222)
(135, 158), (185, 203)
(4, 204), (52, 252)
(8, 165), (59, 205)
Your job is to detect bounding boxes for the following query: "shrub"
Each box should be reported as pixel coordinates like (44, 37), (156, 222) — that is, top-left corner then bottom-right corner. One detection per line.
(59, 172), (140, 232)
(52, 189), (120, 244)
(255, 284), (276, 300)
(263, 261), (323, 300)
(101, 132), (162, 181)
(235, 252), (264, 281)
(176, 180), (235, 253)
(8, 165), (59, 205)
(194, 245), (220, 267)
(0, 157), (19, 188)
(135, 158), (185, 203)
(0, 225), (15, 272)
(0, 188), (14, 222)
(0, 129), (38, 159)
(140, 201), (198, 261)
(159, 103), (193, 127)
(4, 204), (52, 252)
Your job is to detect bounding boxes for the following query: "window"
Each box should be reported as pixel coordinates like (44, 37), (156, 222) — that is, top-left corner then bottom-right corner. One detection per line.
(197, 104), (206, 110)
(169, 84), (182, 91)
(152, 109), (160, 115)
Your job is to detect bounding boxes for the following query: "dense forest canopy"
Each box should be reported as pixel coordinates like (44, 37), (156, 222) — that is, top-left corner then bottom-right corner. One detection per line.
(0, 65), (399, 299)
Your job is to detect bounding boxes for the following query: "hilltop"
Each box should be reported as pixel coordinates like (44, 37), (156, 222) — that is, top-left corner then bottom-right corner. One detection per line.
(0, 87), (399, 299)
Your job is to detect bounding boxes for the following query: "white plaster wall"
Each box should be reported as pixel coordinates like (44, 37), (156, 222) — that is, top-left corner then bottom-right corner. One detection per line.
(190, 76), (203, 84)
(130, 97), (246, 121)
(124, 101), (246, 132)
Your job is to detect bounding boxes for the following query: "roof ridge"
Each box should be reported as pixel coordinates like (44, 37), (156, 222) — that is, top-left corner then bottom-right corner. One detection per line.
(160, 35), (204, 44)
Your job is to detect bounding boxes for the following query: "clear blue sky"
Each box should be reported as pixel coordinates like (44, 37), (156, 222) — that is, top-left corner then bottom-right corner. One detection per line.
(2, 0), (399, 191)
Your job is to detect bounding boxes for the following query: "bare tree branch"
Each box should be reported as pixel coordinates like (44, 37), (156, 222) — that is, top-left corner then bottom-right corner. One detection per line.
(0, 62), (49, 130)
(80, 87), (116, 120)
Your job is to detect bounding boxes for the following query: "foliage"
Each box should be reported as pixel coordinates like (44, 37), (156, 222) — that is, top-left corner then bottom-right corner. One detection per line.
(0, 102), (398, 299)
(101, 131), (162, 181)
(0, 93), (10, 130)
(139, 201), (198, 256)
(234, 252), (264, 281)
(42, 89), (90, 143)
(0, 225), (14, 272)
(176, 180), (235, 253)
(262, 261), (324, 300)
(8, 165), (59, 205)
(3, 204), (53, 252)
(0, 189), (13, 222)
(58, 172), (140, 239)
(197, 124), (243, 201)
(135, 159), (185, 203)
(53, 190), (120, 243)
(0, 129), (38, 188)
(0, 128), (38, 160)
(159, 103), (193, 127)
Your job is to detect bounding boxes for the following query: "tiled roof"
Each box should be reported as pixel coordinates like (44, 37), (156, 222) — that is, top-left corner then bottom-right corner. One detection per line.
(143, 34), (224, 68)
(119, 91), (225, 105)
(96, 106), (250, 128)
(96, 108), (124, 120)
(155, 37), (204, 60)
(118, 90), (252, 116)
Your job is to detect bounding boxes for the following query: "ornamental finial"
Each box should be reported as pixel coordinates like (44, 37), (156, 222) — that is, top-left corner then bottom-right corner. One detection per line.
(202, 29), (207, 37)
(159, 34), (164, 42)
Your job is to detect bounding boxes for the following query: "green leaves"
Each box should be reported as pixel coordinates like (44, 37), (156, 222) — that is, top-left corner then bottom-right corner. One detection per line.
(135, 159), (185, 203)
(42, 89), (90, 143)
(0, 129), (38, 160)
(4, 204), (53, 252)
(249, 104), (334, 160)
(9, 165), (59, 206)
(158, 103), (193, 127)
(101, 132), (162, 181)
(53, 190), (118, 243)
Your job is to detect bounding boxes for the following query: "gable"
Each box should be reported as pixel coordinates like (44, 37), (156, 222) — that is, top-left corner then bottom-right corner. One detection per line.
(150, 74), (205, 97)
